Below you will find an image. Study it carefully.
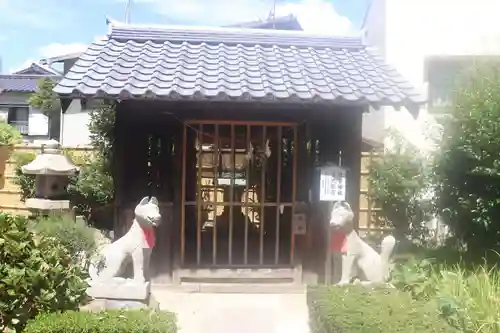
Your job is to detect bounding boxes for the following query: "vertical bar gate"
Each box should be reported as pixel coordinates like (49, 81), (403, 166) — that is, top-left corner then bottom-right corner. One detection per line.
(180, 121), (298, 268)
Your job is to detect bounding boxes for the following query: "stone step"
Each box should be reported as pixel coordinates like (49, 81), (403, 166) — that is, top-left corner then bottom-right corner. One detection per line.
(152, 282), (305, 294)
(150, 291), (310, 333)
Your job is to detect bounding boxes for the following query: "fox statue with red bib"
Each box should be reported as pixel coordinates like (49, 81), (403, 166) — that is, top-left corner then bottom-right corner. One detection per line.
(329, 201), (395, 285)
(88, 196), (161, 283)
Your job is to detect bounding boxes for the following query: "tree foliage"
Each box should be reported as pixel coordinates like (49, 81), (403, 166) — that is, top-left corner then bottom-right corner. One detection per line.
(68, 154), (114, 223)
(71, 101), (115, 225)
(11, 101), (116, 226)
(434, 62), (500, 255)
(88, 101), (115, 167)
(368, 130), (433, 242)
(0, 121), (22, 146)
(28, 78), (60, 116)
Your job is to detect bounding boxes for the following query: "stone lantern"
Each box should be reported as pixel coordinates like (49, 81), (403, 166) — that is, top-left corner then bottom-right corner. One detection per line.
(21, 140), (79, 213)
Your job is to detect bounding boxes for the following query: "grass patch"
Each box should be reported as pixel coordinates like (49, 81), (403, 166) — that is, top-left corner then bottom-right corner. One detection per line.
(433, 265), (500, 332)
(391, 250), (500, 332)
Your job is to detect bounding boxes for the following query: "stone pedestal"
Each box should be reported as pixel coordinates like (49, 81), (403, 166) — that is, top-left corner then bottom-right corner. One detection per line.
(84, 278), (157, 311)
(25, 198), (70, 210)
(87, 278), (150, 300)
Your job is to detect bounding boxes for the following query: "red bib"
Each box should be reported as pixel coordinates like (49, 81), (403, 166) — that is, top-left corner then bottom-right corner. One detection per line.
(141, 227), (156, 248)
(330, 230), (348, 253)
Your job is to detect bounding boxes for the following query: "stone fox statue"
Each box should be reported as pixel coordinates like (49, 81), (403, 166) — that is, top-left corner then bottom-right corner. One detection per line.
(329, 201), (396, 285)
(89, 196), (161, 282)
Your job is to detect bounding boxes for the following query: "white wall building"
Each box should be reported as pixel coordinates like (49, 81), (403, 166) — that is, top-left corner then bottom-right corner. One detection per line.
(0, 62), (61, 141)
(361, 0), (500, 150)
(60, 99), (92, 147)
(38, 53), (93, 147)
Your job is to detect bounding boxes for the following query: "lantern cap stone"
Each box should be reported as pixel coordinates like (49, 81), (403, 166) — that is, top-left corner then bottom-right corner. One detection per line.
(21, 140), (79, 176)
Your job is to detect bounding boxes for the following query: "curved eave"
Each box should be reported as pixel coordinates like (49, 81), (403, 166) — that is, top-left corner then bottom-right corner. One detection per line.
(56, 89), (425, 114)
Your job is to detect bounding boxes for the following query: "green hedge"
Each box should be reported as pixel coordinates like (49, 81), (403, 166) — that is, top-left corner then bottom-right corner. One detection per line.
(308, 285), (455, 333)
(24, 310), (177, 333)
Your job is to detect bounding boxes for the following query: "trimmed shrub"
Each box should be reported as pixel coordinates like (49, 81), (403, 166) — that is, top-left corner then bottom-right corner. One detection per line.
(24, 310), (177, 333)
(30, 215), (97, 265)
(0, 213), (88, 332)
(308, 285), (455, 333)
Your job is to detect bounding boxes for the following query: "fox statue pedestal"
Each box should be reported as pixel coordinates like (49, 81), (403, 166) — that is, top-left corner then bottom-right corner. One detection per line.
(87, 278), (151, 301)
(85, 279), (155, 310)
(83, 196), (161, 311)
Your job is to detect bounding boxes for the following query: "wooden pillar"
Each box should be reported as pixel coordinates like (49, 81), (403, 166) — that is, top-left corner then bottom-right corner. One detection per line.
(316, 111), (342, 285)
(342, 108), (363, 229)
(112, 104), (123, 239)
(301, 120), (317, 285)
(304, 106), (364, 285)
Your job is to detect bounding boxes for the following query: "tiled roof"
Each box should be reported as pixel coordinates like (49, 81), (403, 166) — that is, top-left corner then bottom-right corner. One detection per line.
(54, 23), (425, 108)
(0, 75), (60, 93)
(13, 63), (62, 76)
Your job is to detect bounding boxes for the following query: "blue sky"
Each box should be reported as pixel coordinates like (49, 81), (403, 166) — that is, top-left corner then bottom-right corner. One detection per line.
(0, 0), (369, 73)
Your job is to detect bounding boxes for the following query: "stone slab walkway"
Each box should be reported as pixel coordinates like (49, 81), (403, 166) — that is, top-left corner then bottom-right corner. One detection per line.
(152, 290), (310, 333)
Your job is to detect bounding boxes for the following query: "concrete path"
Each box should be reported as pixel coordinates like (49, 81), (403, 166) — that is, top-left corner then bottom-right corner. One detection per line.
(152, 290), (310, 333)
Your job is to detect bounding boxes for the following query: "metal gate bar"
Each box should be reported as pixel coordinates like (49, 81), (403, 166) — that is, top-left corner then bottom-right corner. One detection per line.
(180, 125), (187, 265)
(291, 126), (298, 263)
(196, 124), (203, 265)
(228, 124), (235, 264)
(259, 125), (267, 265)
(212, 124), (219, 265)
(274, 126), (282, 265)
(244, 124), (250, 265)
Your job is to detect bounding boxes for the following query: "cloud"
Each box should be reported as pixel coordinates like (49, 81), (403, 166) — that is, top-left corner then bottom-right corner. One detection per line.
(276, 0), (353, 35)
(127, 0), (274, 26)
(128, 0), (354, 35)
(8, 42), (88, 74)
(0, 0), (74, 30)
(38, 43), (89, 58)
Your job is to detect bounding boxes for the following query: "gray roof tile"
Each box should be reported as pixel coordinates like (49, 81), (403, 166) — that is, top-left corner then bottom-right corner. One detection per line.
(0, 75), (60, 93)
(54, 24), (425, 108)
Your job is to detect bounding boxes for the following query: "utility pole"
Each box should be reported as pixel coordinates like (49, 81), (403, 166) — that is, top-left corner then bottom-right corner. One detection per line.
(271, 0), (276, 29)
(125, 0), (132, 23)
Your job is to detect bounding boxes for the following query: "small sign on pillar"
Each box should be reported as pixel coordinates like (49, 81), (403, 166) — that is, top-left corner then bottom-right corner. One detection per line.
(319, 164), (347, 202)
